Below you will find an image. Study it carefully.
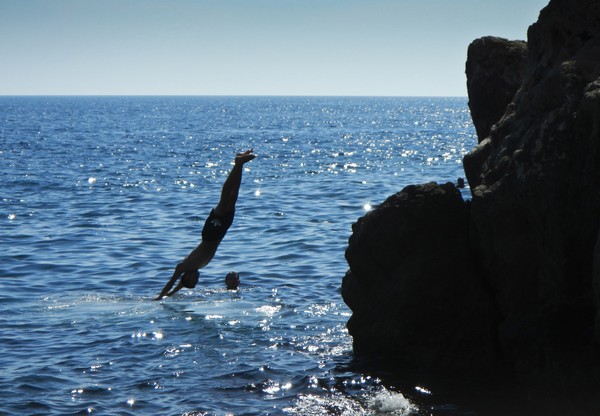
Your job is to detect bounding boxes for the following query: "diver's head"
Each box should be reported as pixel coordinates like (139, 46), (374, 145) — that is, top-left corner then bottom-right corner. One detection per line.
(225, 271), (239, 290)
(181, 270), (199, 289)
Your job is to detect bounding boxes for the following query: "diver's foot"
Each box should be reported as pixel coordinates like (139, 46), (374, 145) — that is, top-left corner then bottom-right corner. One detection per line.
(235, 149), (256, 165)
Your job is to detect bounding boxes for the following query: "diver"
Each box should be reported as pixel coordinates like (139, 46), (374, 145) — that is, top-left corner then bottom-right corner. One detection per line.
(155, 149), (255, 300)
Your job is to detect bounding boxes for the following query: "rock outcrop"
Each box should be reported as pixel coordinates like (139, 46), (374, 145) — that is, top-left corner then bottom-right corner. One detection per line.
(465, 0), (600, 408)
(342, 0), (600, 412)
(465, 36), (528, 142)
(342, 182), (500, 378)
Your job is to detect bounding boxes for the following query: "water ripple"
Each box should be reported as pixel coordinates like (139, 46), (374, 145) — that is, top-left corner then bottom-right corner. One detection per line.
(0, 96), (477, 415)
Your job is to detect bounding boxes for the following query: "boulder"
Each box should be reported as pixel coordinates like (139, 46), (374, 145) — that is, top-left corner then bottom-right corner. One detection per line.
(342, 182), (500, 379)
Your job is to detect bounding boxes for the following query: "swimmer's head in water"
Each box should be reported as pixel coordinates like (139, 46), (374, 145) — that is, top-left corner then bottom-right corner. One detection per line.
(181, 270), (199, 289)
(225, 271), (239, 290)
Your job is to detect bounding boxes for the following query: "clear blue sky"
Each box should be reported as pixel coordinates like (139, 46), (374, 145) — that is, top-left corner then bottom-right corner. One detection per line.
(0, 0), (549, 96)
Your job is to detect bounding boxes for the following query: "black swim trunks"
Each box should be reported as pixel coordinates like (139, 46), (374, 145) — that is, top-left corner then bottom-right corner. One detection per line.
(181, 270), (199, 288)
(201, 209), (235, 242)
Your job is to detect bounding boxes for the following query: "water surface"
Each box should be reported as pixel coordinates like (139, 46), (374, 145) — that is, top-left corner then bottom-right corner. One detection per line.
(1, 96), (475, 415)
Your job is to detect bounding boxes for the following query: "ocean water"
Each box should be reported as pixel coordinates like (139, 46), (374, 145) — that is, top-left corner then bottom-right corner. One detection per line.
(0, 96), (475, 415)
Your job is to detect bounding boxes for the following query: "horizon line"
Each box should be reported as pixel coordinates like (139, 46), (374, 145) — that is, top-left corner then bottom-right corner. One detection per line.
(0, 93), (468, 98)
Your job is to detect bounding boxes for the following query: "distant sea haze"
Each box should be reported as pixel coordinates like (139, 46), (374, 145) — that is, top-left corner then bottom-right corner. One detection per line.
(0, 96), (475, 415)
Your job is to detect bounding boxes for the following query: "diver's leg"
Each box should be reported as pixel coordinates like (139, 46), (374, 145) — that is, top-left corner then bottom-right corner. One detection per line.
(214, 150), (255, 215)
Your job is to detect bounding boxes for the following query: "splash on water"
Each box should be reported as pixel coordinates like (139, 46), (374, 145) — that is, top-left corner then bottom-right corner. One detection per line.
(285, 387), (417, 415)
(367, 388), (418, 415)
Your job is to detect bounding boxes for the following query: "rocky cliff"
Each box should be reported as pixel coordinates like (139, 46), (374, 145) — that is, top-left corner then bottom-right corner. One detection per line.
(465, 36), (528, 142)
(342, 0), (600, 412)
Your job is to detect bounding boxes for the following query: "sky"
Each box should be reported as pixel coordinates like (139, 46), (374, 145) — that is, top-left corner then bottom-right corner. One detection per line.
(0, 0), (549, 96)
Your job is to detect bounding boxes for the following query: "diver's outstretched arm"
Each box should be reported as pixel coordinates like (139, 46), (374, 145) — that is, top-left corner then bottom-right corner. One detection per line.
(155, 263), (184, 300)
(165, 281), (185, 298)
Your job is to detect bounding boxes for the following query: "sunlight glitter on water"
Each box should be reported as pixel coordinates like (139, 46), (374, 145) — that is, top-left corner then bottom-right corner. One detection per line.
(0, 96), (477, 415)
(255, 305), (282, 315)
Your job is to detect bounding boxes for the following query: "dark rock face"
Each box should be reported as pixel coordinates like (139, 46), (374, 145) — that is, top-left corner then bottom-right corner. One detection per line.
(342, 182), (499, 378)
(465, 0), (600, 407)
(343, 0), (600, 411)
(466, 36), (528, 142)
(467, 0), (600, 326)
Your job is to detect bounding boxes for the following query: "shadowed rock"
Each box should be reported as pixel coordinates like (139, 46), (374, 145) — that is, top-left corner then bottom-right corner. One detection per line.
(466, 36), (528, 142)
(343, 0), (600, 412)
(342, 182), (500, 379)
(465, 0), (600, 409)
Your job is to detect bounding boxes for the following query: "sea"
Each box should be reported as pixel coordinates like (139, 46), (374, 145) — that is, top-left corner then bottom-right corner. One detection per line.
(0, 96), (477, 415)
